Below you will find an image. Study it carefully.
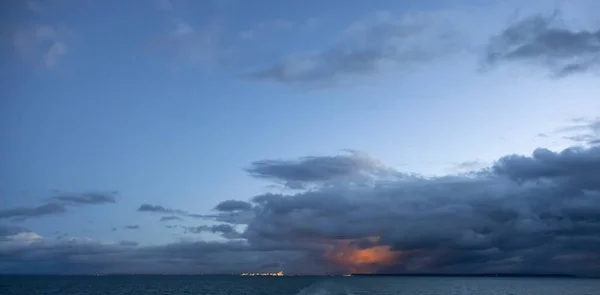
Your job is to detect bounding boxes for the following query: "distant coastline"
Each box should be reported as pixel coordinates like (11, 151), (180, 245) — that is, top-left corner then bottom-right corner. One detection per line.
(0, 273), (594, 278)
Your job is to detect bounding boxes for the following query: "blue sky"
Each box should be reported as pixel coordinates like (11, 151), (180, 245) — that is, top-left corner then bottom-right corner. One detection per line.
(1, 0), (600, 274)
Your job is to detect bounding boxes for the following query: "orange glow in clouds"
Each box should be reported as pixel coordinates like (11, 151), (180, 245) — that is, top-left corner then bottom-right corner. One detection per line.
(325, 236), (402, 274)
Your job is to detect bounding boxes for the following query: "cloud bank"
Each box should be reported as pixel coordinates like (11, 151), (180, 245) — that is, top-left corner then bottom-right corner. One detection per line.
(2, 144), (600, 275)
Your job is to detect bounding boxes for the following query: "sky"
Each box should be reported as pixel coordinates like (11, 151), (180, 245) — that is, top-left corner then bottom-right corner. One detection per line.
(1, 0), (600, 275)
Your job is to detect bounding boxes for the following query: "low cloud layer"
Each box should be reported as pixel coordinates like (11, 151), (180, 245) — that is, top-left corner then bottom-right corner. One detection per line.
(2, 145), (600, 275)
(484, 12), (600, 77)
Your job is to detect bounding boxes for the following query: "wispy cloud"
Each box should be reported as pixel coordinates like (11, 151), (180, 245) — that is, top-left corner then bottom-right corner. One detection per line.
(25, 0), (43, 14)
(138, 204), (205, 219)
(0, 203), (66, 220)
(242, 11), (462, 86)
(156, 0), (173, 11)
(151, 0), (231, 69)
(11, 24), (69, 68)
(5, 0), (70, 68)
(184, 224), (242, 239)
(138, 204), (188, 215)
(0, 191), (117, 221)
(51, 191), (118, 205)
(558, 117), (600, 145)
(159, 216), (183, 222)
(484, 11), (600, 77)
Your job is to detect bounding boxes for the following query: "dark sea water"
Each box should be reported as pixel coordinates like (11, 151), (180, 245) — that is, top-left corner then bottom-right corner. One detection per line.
(1, 275), (599, 295)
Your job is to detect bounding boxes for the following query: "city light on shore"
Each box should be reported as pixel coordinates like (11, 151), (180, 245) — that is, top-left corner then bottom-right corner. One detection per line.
(241, 271), (284, 276)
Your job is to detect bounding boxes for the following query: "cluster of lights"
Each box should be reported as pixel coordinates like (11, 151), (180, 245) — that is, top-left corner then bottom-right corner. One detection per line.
(241, 271), (284, 276)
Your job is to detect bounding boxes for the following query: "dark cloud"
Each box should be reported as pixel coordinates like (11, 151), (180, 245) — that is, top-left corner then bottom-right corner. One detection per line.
(0, 203), (66, 220)
(124, 225), (140, 230)
(484, 12), (600, 77)
(159, 216), (183, 222)
(217, 146), (600, 275)
(52, 191), (118, 205)
(245, 150), (387, 189)
(213, 200), (252, 212)
(185, 224), (242, 239)
(243, 12), (460, 85)
(493, 146), (600, 186)
(3, 146), (600, 276)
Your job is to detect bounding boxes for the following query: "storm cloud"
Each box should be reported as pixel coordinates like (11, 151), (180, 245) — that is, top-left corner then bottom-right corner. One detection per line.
(484, 12), (600, 76)
(2, 146), (600, 276)
(211, 146), (600, 275)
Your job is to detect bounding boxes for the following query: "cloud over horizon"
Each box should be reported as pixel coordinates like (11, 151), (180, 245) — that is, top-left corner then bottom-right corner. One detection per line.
(2, 1), (600, 278)
(2, 143), (600, 275)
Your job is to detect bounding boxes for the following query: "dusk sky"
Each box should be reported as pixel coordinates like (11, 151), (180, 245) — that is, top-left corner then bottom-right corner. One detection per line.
(1, 0), (600, 275)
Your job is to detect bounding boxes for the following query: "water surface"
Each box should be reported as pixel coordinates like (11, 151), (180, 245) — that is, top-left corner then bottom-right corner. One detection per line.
(1, 275), (599, 295)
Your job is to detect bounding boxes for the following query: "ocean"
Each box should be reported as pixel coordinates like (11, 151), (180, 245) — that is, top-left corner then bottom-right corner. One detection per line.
(1, 275), (599, 295)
